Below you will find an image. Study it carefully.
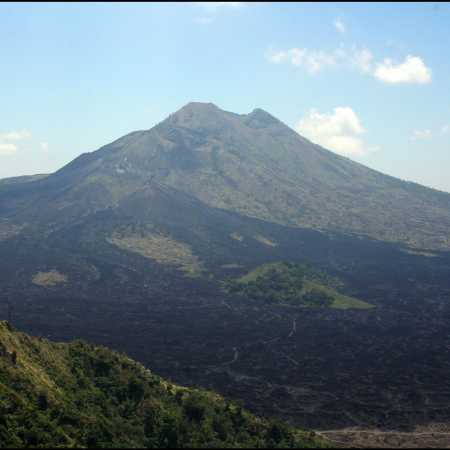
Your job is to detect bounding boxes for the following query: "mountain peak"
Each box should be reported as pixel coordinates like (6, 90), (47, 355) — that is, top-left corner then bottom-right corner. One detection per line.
(249, 107), (272, 116)
(171, 101), (223, 118)
(5, 102), (450, 251)
(181, 101), (220, 111)
(162, 101), (237, 131)
(163, 102), (282, 132)
(245, 107), (281, 128)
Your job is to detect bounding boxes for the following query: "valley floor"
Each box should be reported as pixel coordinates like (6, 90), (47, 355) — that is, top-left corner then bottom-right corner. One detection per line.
(2, 211), (450, 447)
(317, 426), (450, 448)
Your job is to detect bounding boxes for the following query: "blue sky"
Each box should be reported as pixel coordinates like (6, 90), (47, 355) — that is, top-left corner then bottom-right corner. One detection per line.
(1, 2), (450, 192)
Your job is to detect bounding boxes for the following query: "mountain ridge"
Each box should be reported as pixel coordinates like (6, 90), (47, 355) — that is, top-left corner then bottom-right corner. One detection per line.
(2, 101), (448, 250)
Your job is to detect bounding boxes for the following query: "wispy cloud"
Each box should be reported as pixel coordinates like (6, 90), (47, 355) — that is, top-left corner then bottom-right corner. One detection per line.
(350, 48), (373, 74)
(0, 129), (32, 156)
(0, 130), (32, 141)
(296, 107), (379, 157)
(0, 143), (17, 156)
(41, 142), (49, 152)
(409, 124), (450, 140)
(267, 45), (432, 85)
(267, 47), (339, 73)
(267, 45), (374, 75)
(192, 2), (244, 24)
(333, 19), (346, 34)
(411, 129), (432, 141)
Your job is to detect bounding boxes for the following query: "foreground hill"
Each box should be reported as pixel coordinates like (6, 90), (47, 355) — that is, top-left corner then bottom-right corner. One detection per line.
(0, 321), (325, 448)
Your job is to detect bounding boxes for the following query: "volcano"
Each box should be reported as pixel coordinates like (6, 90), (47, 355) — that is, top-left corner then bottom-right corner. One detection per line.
(1, 102), (450, 437)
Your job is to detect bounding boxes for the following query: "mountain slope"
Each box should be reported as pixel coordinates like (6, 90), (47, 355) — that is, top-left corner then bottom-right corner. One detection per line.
(0, 174), (48, 186)
(0, 321), (325, 448)
(2, 103), (450, 442)
(1, 102), (449, 250)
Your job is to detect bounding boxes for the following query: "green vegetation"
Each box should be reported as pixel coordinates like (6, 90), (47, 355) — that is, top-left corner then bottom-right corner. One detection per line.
(0, 321), (326, 448)
(224, 262), (374, 310)
(302, 280), (374, 310)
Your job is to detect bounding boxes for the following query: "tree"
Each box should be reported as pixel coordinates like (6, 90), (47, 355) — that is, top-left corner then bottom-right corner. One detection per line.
(183, 393), (206, 423)
(37, 393), (48, 411)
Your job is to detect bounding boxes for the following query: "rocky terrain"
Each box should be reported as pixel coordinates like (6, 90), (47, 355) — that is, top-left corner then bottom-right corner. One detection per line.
(1, 103), (450, 447)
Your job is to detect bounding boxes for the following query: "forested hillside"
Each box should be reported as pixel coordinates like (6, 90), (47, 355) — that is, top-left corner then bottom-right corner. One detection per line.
(0, 321), (326, 448)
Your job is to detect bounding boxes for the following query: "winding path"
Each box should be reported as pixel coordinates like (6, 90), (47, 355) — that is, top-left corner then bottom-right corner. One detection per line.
(288, 317), (297, 338)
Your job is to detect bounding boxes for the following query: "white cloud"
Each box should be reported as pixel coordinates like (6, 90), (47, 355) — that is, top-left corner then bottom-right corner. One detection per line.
(374, 55), (432, 84)
(334, 19), (346, 34)
(0, 129), (31, 156)
(411, 129), (432, 140)
(350, 47), (373, 74)
(0, 143), (17, 156)
(267, 46), (376, 75)
(295, 107), (377, 157)
(267, 46), (432, 85)
(40, 142), (49, 152)
(0, 130), (32, 141)
(441, 124), (449, 134)
(267, 48), (339, 74)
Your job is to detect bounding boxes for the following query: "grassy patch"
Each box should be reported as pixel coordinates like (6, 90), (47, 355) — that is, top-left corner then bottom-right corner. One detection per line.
(32, 270), (68, 287)
(221, 263), (244, 269)
(230, 232), (244, 242)
(107, 230), (203, 276)
(225, 262), (373, 310)
(303, 280), (374, 310)
(254, 234), (278, 247)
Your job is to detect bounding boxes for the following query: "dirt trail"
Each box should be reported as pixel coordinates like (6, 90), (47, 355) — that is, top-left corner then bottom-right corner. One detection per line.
(220, 347), (239, 366)
(288, 317), (297, 338)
